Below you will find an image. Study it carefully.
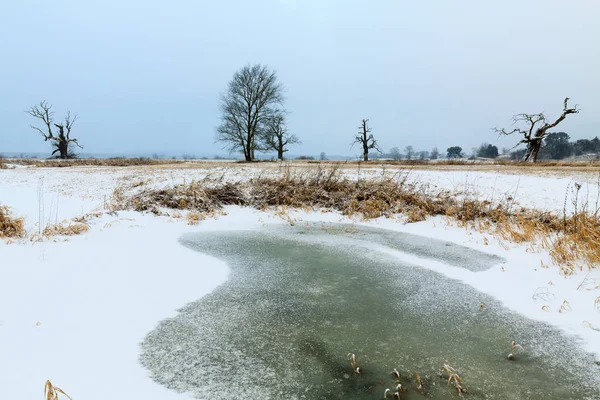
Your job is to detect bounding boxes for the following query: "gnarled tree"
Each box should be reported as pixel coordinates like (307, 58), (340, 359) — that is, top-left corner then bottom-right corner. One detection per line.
(495, 97), (579, 162)
(216, 64), (285, 161)
(27, 101), (82, 159)
(352, 119), (380, 161)
(262, 114), (300, 160)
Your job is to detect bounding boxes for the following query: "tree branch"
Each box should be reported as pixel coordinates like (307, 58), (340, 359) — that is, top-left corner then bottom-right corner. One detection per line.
(539, 97), (579, 134)
(26, 100), (55, 139)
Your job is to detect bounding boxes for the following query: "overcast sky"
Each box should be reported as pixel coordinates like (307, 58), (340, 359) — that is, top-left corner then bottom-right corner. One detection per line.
(1, 0), (599, 157)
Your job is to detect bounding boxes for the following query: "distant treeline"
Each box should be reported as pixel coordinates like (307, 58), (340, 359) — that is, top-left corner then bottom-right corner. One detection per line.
(509, 133), (600, 160)
(378, 133), (600, 161)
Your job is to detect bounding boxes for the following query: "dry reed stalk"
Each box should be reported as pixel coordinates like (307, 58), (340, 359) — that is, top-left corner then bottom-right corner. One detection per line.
(44, 380), (72, 400)
(440, 362), (468, 397)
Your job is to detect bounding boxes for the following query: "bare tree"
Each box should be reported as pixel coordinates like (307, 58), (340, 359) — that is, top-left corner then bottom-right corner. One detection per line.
(27, 101), (82, 159)
(263, 114), (300, 160)
(430, 147), (439, 160)
(404, 145), (414, 160)
(352, 119), (380, 161)
(216, 64), (285, 162)
(495, 97), (579, 162)
(389, 146), (401, 161)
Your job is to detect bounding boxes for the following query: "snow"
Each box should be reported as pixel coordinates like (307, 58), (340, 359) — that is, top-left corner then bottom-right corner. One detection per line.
(1, 164), (599, 399)
(0, 212), (230, 399)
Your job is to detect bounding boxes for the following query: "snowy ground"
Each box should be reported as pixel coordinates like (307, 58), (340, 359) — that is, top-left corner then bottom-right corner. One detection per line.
(1, 163), (599, 399)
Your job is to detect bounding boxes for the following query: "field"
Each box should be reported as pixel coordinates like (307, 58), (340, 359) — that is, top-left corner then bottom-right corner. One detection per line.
(1, 160), (600, 399)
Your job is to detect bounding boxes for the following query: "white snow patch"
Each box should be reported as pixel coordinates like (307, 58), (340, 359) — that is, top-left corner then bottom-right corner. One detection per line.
(1, 165), (600, 399)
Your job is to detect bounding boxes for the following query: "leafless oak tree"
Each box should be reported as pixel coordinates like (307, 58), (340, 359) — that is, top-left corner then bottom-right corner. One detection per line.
(216, 64), (285, 161)
(27, 101), (82, 159)
(494, 97), (579, 162)
(262, 114), (300, 160)
(352, 119), (380, 161)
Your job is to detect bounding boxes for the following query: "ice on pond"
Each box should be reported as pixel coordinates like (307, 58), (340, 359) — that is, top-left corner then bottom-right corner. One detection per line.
(140, 224), (600, 399)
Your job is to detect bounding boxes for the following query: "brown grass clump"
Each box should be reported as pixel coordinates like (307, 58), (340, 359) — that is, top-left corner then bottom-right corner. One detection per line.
(113, 179), (246, 215)
(44, 380), (72, 400)
(41, 221), (90, 237)
(0, 154), (7, 169)
(249, 167), (422, 219)
(550, 213), (600, 274)
(186, 211), (206, 225)
(0, 204), (26, 238)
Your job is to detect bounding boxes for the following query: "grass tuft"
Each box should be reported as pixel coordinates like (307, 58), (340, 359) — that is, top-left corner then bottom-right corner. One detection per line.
(30, 220), (90, 241)
(0, 204), (26, 238)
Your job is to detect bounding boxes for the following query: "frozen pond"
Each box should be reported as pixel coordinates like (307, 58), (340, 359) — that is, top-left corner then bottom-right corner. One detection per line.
(141, 224), (600, 399)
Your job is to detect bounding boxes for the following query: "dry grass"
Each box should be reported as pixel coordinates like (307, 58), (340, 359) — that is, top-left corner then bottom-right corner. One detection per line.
(112, 178), (246, 215)
(0, 154), (7, 169)
(44, 380), (71, 400)
(440, 362), (468, 397)
(29, 220), (90, 241)
(42, 221), (90, 237)
(0, 204), (26, 238)
(186, 211), (206, 225)
(110, 166), (600, 272)
(7, 157), (183, 168)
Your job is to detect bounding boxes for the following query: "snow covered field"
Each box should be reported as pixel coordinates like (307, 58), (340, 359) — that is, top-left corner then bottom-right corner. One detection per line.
(1, 162), (600, 399)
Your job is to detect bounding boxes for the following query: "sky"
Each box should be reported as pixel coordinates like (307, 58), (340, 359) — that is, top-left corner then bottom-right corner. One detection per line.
(1, 0), (599, 158)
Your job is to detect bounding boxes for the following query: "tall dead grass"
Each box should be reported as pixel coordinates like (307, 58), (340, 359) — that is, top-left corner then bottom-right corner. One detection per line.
(112, 178), (246, 215)
(0, 204), (26, 238)
(112, 166), (600, 272)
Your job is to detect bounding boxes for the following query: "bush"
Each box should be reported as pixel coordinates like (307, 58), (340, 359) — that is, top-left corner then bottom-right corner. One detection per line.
(447, 146), (463, 158)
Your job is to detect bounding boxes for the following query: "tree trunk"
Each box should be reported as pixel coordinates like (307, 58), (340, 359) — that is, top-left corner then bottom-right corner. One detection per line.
(57, 141), (68, 159)
(523, 139), (542, 162)
(243, 140), (252, 161)
(277, 149), (284, 160)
